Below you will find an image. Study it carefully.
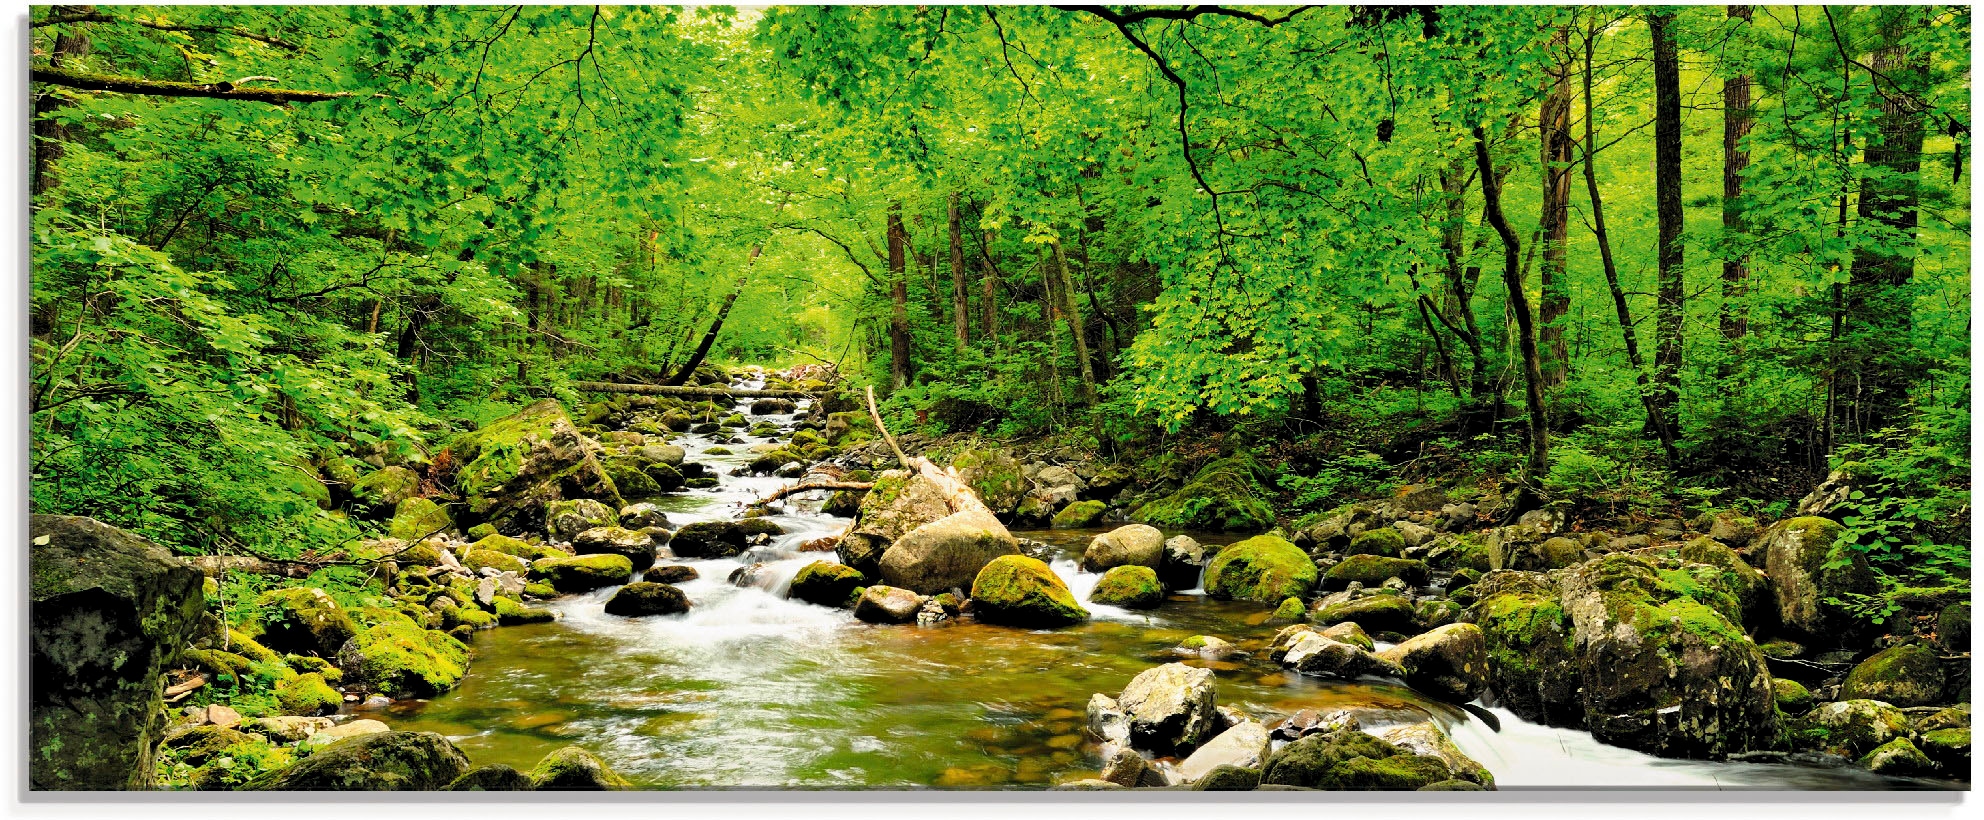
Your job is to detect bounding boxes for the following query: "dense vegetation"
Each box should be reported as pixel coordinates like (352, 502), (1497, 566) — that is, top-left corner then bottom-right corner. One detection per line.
(30, 4), (1969, 624)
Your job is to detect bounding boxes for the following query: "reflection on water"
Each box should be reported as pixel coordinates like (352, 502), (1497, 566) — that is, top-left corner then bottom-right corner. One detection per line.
(376, 393), (1953, 790)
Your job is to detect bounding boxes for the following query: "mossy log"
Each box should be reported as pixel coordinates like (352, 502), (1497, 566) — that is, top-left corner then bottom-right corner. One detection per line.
(571, 381), (817, 399)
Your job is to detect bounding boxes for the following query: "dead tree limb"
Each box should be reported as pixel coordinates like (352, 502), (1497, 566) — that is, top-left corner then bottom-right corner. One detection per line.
(751, 481), (875, 507)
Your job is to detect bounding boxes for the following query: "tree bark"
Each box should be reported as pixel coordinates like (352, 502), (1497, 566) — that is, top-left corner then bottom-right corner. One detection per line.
(1437, 160), (1491, 401)
(979, 228), (1001, 346)
(30, 7), (91, 200)
(1052, 239), (1098, 405)
(886, 202), (913, 391)
(1721, 5), (1754, 343)
(1538, 27), (1575, 388)
(1649, 10), (1686, 436)
(667, 244), (764, 386)
(31, 66), (349, 104)
(1474, 127), (1549, 482)
(948, 192), (969, 349)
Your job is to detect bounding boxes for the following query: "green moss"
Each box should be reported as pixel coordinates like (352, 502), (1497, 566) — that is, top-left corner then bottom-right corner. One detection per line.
(1313, 595), (1419, 634)
(1131, 454), (1276, 532)
(528, 746), (632, 790)
(283, 654), (341, 683)
(274, 673), (341, 716)
(388, 497), (453, 541)
(1841, 643), (1946, 706)
(461, 549), (528, 575)
(467, 523), (499, 541)
(1326, 556), (1430, 588)
(340, 621), (471, 698)
(529, 554), (634, 593)
(1204, 535), (1318, 603)
(1089, 565), (1164, 609)
(1772, 678), (1814, 715)
(1347, 528), (1405, 558)
(469, 533), (558, 561)
(1271, 596), (1307, 622)
(491, 596), (555, 625)
(789, 561), (866, 608)
(1051, 500), (1107, 529)
(970, 555), (1089, 627)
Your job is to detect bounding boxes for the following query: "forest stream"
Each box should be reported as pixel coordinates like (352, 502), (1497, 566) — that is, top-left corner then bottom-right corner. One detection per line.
(370, 386), (1957, 791)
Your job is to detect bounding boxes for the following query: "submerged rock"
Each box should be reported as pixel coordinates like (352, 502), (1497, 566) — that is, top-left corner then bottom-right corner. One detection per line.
(970, 555), (1089, 627)
(30, 515), (206, 790)
(251, 731), (471, 790)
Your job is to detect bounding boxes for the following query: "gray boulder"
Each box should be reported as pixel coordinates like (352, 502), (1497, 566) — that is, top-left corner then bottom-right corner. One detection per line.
(1081, 524), (1166, 573)
(1117, 662), (1218, 755)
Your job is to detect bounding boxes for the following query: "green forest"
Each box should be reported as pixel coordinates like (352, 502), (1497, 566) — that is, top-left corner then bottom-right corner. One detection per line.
(27, 4), (1974, 794)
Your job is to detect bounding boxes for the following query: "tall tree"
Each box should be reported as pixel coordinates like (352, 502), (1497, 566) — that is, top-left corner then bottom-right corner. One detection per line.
(1721, 5), (1754, 343)
(948, 192), (969, 348)
(1476, 127), (1549, 483)
(1538, 26), (1575, 388)
(886, 201), (913, 391)
(1051, 239), (1097, 405)
(1649, 10), (1686, 434)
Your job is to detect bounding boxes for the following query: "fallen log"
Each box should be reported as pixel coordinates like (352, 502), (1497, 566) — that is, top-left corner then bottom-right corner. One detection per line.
(571, 381), (817, 400)
(751, 481), (876, 507)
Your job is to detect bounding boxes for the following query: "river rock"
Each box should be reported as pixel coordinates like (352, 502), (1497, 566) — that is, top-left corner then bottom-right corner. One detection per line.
(1270, 708), (1361, 741)
(1376, 722), (1494, 787)
(854, 586), (924, 624)
(1116, 662), (1218, 755)
(241, 715), (335, 744)
(1159, 535), (1210, 590)
(1081, 524), (1165, 573)
(1177, 721), (1272, 784)
(351, 465), (422, 516)
(1052, 499), (1107, 529)
(336, 621), (471, 698)
(297, 718), (391, 752)
(1087, 693), (1131, 748)
(255, 731), (471, 790)
(1281, 633), (1405, 681)
(1840, 642), (1946, 707)
(950, 448), (1026, 515)
(31, 515), (207, 790)
(1192, 765), (1262, 791)
(448, 764), (534, 791)
(1311, 594), (1419, 635)
(530, 553), (634, 593)
(1259, 730), (1452, 790)
(529, 745), (633, 789)
(1468, 570), (1580, 725)
(1318, 621), (1374, 651)
(1089, 565), (1164, 609)
(1859, 737), (1936, 776)
(252, 586), (360, 658)
(442, 400), (625, 532)
(1761, 516), (1879, 640)
(546, 499), (618, 543)
(1203, 534), (1317, 603)
(788, 561), (864, 607)
(670, 521), (747, 559)
(602, 582), (690, 617)
(571, 525), (657, 571)
(877, 509), (1020, 595)
(1376, 623), (1489, 703)
(619, 503), (671, 530)
(969, 555), (1088, 627)
(1803, 699), (1912, 757)
(1325, 555), (1430, 590)
(1098, 748), (1150, 788)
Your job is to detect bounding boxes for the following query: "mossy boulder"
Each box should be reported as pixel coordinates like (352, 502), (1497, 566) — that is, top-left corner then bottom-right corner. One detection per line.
(789, 561), (865, 608)
(461, 549), (528, 576)
(1131, 454), (1276, 532)
(529, 554), (634, 593)
(1802, 699), (1912, 757)
(250, 731), (470, 790)
(601, 456), (661, 498)
(335, 621), (471, 698)
(970, 555), (1089, 627)
(545, 499), (617, 543)
(1918, 728), (1970, 773)
(1859, 737), (1936, 776)
(275, 672), (342, 716)
(602, 582), (690, 617)
(1840, 642), (1946, 707)
(950, 448), (1026, 515)
(1324, 556), (1430, 590)
(645, 564), (699, 584)
(1376, 623), (1490, 704)
(1082, 524), (1166, 573)
(1937, 602), (1970, 652)
(1192, 765), (1261, 791)
(1052, 500), (1107, 529)
(1773, 678), (1815, 715)
(1090, 565), (1165, 609)
(1312, 595), (1419, 635)
(528, 745), (632, 789)
(387, 497), (453, 542)
(1678, 536), (1770, 624)
(1347, 527), (1405, 558)
(30, 517), (206, 791)
(1204, 535), (1317, 603)
(571, 526), (657, 572)
(670, 521), (748, 559)
(1260, 730), (1453, 790)
(253, 587), (360, 658)
(1269, 596), (1307, 623)
(351, 466), (421, 516)
(491, 596), (556, 625)
(1759, 516), (1878, 641)
(1468, 571), (1580, 726)
(448, 764), (534, 791)
(439, 400), (624, 533)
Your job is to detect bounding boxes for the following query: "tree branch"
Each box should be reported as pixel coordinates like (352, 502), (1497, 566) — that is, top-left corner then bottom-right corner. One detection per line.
(34, 10), (306, 52)
(32, 67), (350, 104)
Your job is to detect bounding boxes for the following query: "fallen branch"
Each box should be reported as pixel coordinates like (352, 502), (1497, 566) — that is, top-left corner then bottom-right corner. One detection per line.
(751, 480), (875, 507)
(572, 381), (816, 400)
(164, 673), (209, 703)
(865, 385), (908, 467)
(862, 384), (999, 520)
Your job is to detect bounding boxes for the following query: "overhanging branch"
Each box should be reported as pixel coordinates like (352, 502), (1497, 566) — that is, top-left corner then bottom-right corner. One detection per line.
(34, 11), (305, 52)
(32, 67), (351, 104)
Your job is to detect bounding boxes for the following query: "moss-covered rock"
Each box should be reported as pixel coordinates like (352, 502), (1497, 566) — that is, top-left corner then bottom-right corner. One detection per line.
(1259, 730), (1453, 790)
(252, 587), (360, 658)
(491, 596), (556, 625)
(1918, 728), (1970, 774)
(545, 499), (617, 543)
(1204, 535), (1317, 603)
(571, 526), (657, 572)
(447, 764), (534, 791)
(461, 549), (528, 575)
(1468, 571), (1580, 726)
(1192, 764), (1261, 791)
(1312, 595), (1419, 635)
(440, 400), (624, 533)
(250, 731), (470, 790)
(528, 746), (633, 789)
(1773, 678), (1814, 715)
(788, 561), (865, 608)
(1759, 516), (1877, 640)
(351, 466), (421, 516)
(1052, 500), (1107, 529)
(601, 582), (690, 617)
(1376, 623), (1489, 704)
(601, 456), (661, 498)
(529, 554), (634, 593)
(670, 521), (748, 559)
(1091, 565), (1165, 609)
(334, 621), (471, 698)
(275, 672), (342, 716)
(1269, 596), (1307, 623)
(1324, 556), (1430, 590)
(1131, 454), (1276, 532)
(1840, 642), (1946, 707)
(970, 555), (1089, 627)
(1347, 528), (1405, 558)
(387, 497), (453, 542)
(1859, 737), (1936, 776)
(1802, 699), (1912, 757)
(950, 448), (1026, 515)
(30, 516), (210, 790)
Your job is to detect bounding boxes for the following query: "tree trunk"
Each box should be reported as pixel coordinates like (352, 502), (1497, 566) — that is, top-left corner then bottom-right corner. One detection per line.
(666, 242), (766, 386)
(1650, 10), (1686, 436)
(887, 202), (913, 391)
(1538, 27), (1575, 388)
(948, 192), (969, 349)
(1476, 127), (1547, 478)
(1843, 8), (1931, 436)
(30, 7), (91, 201)
(1583, 23), (1678, 464)
(1721, 5), (1754, 343)
(1052, 239), (1098, 405)
(979, 228), (1000, 346)
(1474, 127), (1549, 482)
(1437, 161), (1491, 401)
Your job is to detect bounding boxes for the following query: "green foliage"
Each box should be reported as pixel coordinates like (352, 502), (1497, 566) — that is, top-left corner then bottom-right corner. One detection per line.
(1277, 450), (1394, 514)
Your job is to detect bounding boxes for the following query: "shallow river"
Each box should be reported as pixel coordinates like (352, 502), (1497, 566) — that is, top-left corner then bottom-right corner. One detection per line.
(376, 391), (1957, 791)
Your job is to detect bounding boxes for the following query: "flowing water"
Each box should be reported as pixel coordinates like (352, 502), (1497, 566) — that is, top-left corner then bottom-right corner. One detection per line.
(374, 386), (1959, 791)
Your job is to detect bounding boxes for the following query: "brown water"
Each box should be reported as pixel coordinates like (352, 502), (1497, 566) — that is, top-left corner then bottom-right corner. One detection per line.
(372, 389), (1958, 791)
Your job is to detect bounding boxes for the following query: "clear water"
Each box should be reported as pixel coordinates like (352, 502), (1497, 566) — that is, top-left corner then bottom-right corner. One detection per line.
(372, 386), (1958, 791)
